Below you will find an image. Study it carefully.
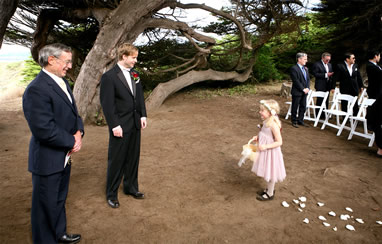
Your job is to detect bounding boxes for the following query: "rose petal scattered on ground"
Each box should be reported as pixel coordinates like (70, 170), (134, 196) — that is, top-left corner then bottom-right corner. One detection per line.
(282, 201), (289, 207)
(317, 202), (324, 207)
(299, 196), (307, 202)
(355, 218), (364, 224)
(333, 227), (337, 231)
(300, 203), (306, 208)
(323, 222), (330, 227)
(346, 224), (355, 231)
(303, 218), (309, 224)
(376, 221), (382, 225)
(345, 207), (353, 212)
(293, 199), (299, 204)
(298, 208), (303, 212)
(340, 214), (351, 220)
(319, 216), (327, 221)
(328, 211), (336, 217)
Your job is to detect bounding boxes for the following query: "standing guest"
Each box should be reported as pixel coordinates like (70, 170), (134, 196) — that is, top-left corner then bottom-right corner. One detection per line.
(366, 50), (382, 99)
(251, 99), (286, 200)
(100, 43), (147, 209)
(23, 43), (84, 244)
(366, 96), (382, 157)
(334, 52), (363, 115)
(311, 52), (334, 112)
(290, 52), (310, 128)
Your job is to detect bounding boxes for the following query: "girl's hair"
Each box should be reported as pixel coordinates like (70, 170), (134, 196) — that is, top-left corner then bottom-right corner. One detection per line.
(260, 99), (281, 128)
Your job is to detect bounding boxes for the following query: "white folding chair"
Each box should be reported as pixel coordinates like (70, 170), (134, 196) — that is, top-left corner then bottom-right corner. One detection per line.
(347, 98), (376, 147)
(357, 89), (368, 107)
(285, 90), (312, 120)
(304, 91), (329, 127)
(321, 94), (358, 136)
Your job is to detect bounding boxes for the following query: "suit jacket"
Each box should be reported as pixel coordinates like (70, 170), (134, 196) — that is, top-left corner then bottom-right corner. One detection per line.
(23, 71), (84, 175)
(335, 62), (363, 96)
(311, 61), (334, 91)
(290, 64), (310, 96)
(100, 65), (147, 133)
(366, 61), (382, 99)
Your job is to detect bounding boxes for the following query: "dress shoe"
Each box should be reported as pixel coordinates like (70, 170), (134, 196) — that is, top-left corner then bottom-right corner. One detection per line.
(58, 233), (81, 243)
(125, 191), (145, 199)
(292, 123), (299, 128)
(107, 199), (120, 208)
(298, 122), (309, 127)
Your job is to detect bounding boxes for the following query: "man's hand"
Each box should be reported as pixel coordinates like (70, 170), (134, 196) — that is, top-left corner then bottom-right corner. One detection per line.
(71, 130), (82, 153)
(113, 127), (123, 137)
(141, 118), (147, 129)
(328, 72), (334, 77)
(303, 88), (309, 94)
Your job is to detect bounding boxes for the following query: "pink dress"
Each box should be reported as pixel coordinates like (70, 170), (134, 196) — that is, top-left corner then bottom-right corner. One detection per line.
(251, 124), (286, 183)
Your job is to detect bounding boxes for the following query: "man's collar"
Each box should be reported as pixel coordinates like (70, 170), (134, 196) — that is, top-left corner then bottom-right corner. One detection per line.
(117, 63), (130, 72)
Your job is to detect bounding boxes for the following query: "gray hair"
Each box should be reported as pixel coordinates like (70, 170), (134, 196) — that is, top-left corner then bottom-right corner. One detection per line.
(296, 52), (307, 61)
(38, 43), (72, 67)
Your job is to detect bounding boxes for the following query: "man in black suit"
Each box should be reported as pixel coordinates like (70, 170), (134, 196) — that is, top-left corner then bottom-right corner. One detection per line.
(290, 52), (310, 128)
(334, 52), (363, 115)
(311, 52), (334, 112)
(100, 43), (147, 208)
(23, 43), (83, 244)
(366, 50), (382, 99)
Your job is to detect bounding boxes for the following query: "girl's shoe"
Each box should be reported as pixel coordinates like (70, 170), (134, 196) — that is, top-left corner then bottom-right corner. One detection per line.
(256, 189), (275, 195)
(256, 192), (274, 201)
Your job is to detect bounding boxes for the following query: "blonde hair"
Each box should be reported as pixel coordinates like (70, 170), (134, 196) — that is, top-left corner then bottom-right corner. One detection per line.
(260, 99), (281, 128)
(117, 43), (138, 61)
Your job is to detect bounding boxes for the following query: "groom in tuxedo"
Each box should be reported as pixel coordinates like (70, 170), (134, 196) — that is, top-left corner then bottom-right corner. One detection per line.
(100, 43), (147, 208)
(311, 52), (334, 112)
(23, 43), (83, 243)
(290, 52), (310, 128)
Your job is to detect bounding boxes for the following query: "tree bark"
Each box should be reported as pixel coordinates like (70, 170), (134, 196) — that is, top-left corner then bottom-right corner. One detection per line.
(146, 67), (253, 110)
(0, 0), (19, 48)
(73, 0), (168, 122)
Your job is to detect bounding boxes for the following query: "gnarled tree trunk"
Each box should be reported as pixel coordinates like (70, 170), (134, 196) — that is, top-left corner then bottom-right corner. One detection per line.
(0, 0), (19, 48)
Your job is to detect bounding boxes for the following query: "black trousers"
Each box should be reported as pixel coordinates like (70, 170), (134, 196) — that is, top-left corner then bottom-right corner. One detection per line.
(291, 93), (307, 124)
(31, 165), (71, 244)
(106, 129), (141, 200)
(341, 100), (359, 116)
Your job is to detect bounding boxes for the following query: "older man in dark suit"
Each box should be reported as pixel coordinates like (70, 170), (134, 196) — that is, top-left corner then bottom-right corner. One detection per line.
(100, 43), (147, 209)
(23, 43), (84, 244)
(290, 52), (310, 128)
(366, 50), (382, 99)
(311, 52), (334, 112)
(334, 52), (363, 115)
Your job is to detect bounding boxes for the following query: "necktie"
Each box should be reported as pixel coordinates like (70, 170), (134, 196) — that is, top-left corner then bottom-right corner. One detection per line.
(58, 79), (72, 103)
(301, 66), (307, 80)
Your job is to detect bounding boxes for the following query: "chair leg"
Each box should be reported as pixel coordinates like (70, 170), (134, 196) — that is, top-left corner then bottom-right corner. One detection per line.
(337, 115), (350, 136)
(347, 119), (357, 140)
(368, 133), (375, 147)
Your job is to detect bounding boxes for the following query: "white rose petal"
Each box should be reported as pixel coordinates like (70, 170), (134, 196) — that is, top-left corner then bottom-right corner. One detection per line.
(333, 227), (337, 231)
(303, 218), (309, 224)
(376, 221), (382, 225)
(282, 201), (290, 207)
(319, 216), (327, 221)
(328, 211), (336, 217)
(299, 196), (307, 202)
(300, 203), (306, 208)
(345, 207), (353, 212)
(298, 208), (303, 212)
(293, 199), (299, 204)
(323, 222), (330, 227)
(340, 214), (351, 221)
(317, 202), (325, 207)
(346, 224), (355, 231)
(355, 218), (364, 224)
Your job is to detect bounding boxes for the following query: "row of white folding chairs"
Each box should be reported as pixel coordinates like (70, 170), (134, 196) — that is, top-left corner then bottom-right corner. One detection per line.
(285, 88), (375, 147)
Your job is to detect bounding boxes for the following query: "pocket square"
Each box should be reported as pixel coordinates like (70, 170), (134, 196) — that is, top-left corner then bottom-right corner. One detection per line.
(135, 79), (140, 84)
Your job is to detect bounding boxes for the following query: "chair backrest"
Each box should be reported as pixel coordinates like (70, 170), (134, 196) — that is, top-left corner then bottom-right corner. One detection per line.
(336, 94), (358, 111)
(358, 89), (368, 106)
(308, 91), (329, 107)
(356, 98), (376, 118)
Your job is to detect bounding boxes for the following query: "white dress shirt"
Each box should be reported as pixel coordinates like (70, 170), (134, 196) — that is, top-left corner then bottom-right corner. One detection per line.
(42, 68), (72, 103)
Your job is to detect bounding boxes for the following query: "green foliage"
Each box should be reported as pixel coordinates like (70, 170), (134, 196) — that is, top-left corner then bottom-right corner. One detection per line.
(252, 45), (282, 82)
(21, 57), (40, 84)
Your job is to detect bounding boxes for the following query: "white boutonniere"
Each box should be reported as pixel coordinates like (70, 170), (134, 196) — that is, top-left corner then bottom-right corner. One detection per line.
(355, 68), (358, 71)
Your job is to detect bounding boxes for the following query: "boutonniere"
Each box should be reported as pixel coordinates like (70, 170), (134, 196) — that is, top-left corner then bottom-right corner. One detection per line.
(130, 70), (140, 83)
(355, 68), (358, 71)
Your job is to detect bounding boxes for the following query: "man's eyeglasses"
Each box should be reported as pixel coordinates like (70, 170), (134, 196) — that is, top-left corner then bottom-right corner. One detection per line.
(54, 56), (72, 65)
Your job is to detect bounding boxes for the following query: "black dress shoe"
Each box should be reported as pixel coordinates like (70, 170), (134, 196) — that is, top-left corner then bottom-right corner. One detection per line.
(126, 191), (145, 199)
(58, 233), (81, 243)
(107, 199), (120, 208)
(292, 123), (299, 128)
(298, 122), (309, 127)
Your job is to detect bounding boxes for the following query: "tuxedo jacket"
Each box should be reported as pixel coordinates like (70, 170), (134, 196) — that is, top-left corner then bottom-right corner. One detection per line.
(290, 64), (310, 96)
(366, 61), (382, 99)
(100, 65), (147, 133)
(23, 71), (84, 176)
(311, 61), (334, 91)
(335, 62), (363, 96)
